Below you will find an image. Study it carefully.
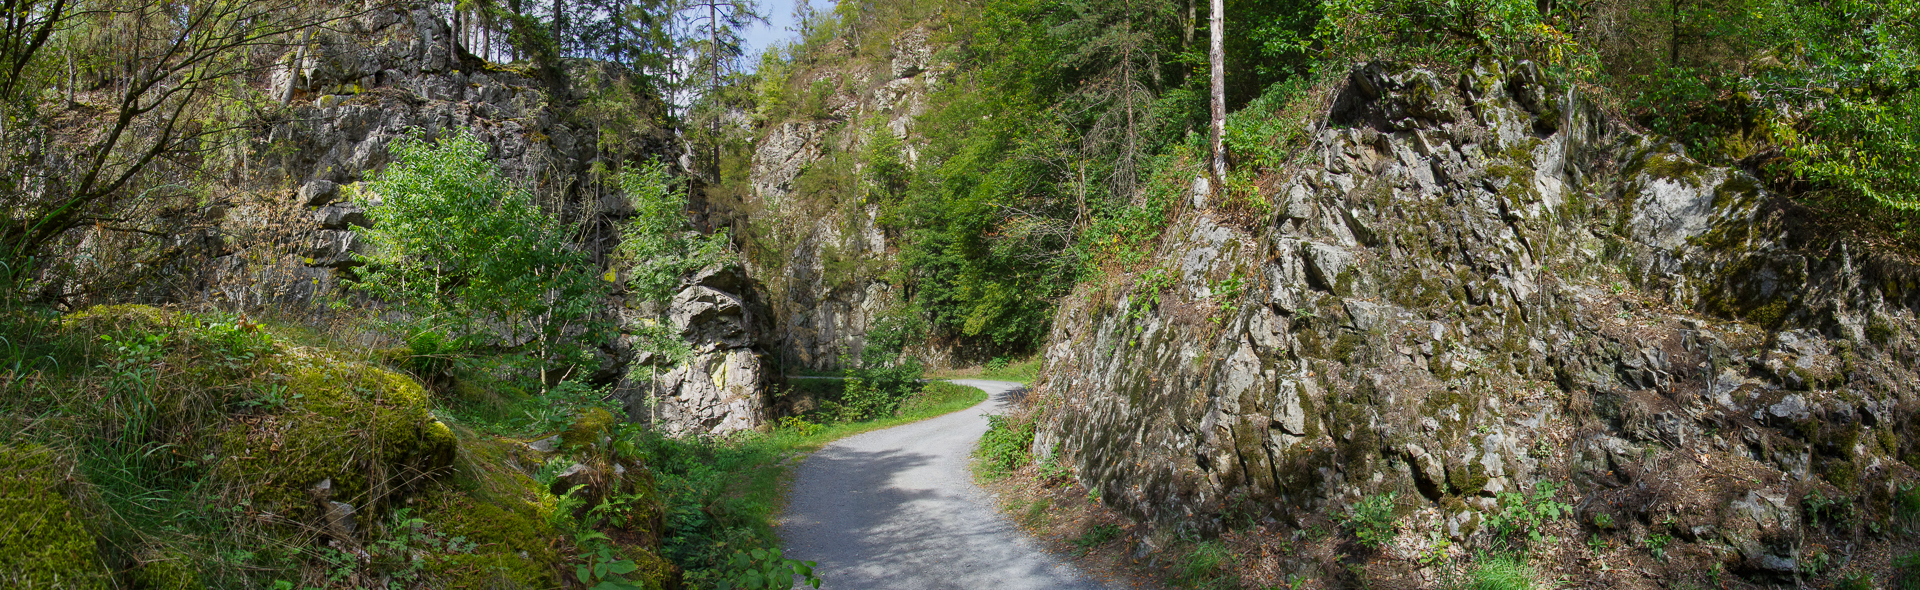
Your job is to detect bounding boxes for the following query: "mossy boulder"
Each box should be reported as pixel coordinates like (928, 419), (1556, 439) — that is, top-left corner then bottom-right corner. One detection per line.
(0, 445), (111, 589)
(416, 486), (564, 588)
(562, 407), (617, 451)
(214, 355), (456, 522)
(60, 303), (183, 336)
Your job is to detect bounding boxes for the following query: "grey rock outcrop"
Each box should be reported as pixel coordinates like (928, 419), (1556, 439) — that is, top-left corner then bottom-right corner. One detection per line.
(617, 266), (778, 436)
(1031, 61), (1920, 579)
(732, 25), (945, 371)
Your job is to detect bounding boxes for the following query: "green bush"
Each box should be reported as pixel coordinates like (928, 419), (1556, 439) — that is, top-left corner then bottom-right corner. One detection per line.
(1341, 492), (1399, 549)
(617, 161), (735, 305)
(974, 414), (1036, 479)
(1486, 481), (1570, 549)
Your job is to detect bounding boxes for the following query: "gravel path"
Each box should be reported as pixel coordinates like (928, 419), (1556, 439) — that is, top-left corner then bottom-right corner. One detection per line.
(780, 379), (1118, 590)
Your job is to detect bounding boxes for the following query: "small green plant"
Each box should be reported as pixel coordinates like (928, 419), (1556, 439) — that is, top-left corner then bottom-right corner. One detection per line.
(985, 357), (1008, 373)
(1071, 523), (1123, 555)
(1836, 571), (1874, 590)
(236, 382), (302, 412)
(1466, 552), (1539, 590)
(573, 530), (649, 590)
(1805, 487), (1855, 529)
(1208, 272), (1248, 325)
(1417, 530), (1452, 567)
(1643, 533), (1672, 560)
(1036, 448), (1072, 485)
(714, 547), (822, 590)
(1590, 512), (1614, 530)
(1341, 492), (1398, 549)
(1486, 481), (1570, 549)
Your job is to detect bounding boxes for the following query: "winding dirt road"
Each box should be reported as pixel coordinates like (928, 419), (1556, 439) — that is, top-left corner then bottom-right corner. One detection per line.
(781, 379), (1119, 590)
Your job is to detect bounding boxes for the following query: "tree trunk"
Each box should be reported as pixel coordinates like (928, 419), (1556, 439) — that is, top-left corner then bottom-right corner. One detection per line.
(510, 0), (522, 61)
(709, 0), (721, 178)
(1208, 0), (1226, 197)
(280, 28), (310, 104)
(553, 0), (564, 54)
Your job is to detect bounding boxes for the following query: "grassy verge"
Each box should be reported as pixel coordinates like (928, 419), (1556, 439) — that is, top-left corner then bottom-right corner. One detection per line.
(640, 380), (988, 585)
(927, 355), (1045, 385)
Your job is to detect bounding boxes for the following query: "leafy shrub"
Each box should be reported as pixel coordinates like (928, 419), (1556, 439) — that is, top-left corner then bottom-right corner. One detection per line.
(1341, 492), (1399, 549)
(715, 547), (821, 590)
(354, 130), (608, 371)
(1486, 481), (1569, 549)
(617, 161), (735, 305)
(974, 414), (1036, 478)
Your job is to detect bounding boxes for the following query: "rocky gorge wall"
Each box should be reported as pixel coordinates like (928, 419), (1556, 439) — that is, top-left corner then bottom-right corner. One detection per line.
(722, 25), (948, 371)
(42, 4), (779, 436)
(1032, 61), (1920, 579)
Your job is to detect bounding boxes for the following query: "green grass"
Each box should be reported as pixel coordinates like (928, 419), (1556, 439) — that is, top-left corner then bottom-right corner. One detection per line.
(927, 355), (1045, 385)
(1465, 553), (1541, 590)
(982, 356), (1043, 384)
(1175, 539), (1237, 589)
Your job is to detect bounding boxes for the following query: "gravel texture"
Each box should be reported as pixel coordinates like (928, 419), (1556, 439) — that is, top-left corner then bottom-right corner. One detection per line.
(781, 379), (1117, 590)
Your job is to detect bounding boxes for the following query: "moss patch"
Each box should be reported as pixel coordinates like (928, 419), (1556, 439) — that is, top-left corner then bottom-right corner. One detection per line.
(0, 445), (111, 589)
(214, 356), (456, 521)
(417, 487), (564, 588)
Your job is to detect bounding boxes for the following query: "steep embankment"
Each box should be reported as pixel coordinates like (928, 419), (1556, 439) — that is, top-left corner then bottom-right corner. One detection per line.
(1030, 62), (1920, 584)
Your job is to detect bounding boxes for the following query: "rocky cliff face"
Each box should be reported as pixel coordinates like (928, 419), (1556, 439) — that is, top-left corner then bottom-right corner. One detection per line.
(730, 26), (945, 371)
(1033, 61), (1920, 578)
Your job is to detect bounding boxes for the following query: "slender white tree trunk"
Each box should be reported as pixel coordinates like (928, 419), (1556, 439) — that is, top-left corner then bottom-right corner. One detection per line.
(1208, 0), (1226, 196)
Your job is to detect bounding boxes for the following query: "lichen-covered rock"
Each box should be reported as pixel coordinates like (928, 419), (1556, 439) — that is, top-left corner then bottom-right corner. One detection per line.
(0, 445), (110, 589)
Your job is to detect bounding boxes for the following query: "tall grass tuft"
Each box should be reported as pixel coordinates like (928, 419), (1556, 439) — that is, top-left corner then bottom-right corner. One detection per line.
(1466, 553), (1541, 590)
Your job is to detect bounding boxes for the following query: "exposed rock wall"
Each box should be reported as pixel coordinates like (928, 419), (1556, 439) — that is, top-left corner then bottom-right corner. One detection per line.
(616, 266), (779, 436)
(1034, 61), (1920, 576)
(730, 26), (945, 371)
